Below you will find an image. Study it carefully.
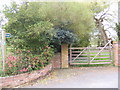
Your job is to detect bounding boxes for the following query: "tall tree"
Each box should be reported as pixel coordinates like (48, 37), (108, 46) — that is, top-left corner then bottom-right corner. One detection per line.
(90, 1), (112, 46)
(3, 2), (95, 48)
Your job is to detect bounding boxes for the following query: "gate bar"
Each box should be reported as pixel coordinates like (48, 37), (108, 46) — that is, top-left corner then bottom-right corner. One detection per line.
(72, 47), (88, 62)
(90, 40), (112, 63)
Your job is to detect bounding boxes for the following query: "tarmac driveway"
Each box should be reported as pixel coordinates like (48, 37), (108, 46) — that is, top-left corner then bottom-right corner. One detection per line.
(20, 66), (118, 88)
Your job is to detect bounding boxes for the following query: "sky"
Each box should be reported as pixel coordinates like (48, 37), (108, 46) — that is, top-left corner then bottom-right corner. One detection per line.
(0, 0), (118, 40)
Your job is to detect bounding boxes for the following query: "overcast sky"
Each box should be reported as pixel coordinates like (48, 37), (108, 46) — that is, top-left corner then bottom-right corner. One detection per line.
(0, 0), (118, 39)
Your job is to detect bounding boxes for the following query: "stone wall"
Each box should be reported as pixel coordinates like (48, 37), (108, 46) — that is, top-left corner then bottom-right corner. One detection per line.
(0, 64), (52, 88)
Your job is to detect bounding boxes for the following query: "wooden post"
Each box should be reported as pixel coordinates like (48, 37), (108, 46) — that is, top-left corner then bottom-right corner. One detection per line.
(69, 44), (72, 64)
(109, 40), (112, 61)
(87, 47), (91, 64)
(1, 29), (6, 72)
(61, 44), (68, 68)
(70, 48), (72, 64)
(113, 41), (118, 66)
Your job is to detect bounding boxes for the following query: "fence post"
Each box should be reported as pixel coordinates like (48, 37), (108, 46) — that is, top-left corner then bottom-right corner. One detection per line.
(1, 29), (6, 72)
(113, 41), (118, 66)
(69, 48), (72, 64)
(61, 44), (69, 68)
(109, 41), (112, 60)
(87, 47), (91, 64)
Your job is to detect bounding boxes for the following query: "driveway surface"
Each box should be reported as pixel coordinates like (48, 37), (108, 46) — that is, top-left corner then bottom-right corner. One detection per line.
(20, 66), (118, 88)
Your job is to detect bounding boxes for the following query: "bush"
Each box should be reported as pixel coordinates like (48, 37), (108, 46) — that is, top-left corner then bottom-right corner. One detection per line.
(3, 46), (54, 76)
(52, 29), (77, 45)
(116, 23), (120, 40)
(72, 34), (91, 47)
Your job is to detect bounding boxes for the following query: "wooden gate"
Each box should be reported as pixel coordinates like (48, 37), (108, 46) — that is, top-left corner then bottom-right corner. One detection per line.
(69, 40), (113, 65)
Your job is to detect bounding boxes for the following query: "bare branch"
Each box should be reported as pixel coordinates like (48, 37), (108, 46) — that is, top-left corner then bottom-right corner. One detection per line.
(98, 7), (110, 21)
(105, 30), (112, 36)
(104, 26), (114, 30)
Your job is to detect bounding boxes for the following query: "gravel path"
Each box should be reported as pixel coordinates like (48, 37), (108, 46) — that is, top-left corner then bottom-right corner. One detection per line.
(20, 66), (118, 88)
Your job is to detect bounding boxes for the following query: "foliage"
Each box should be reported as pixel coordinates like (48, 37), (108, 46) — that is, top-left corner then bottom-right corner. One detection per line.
(0, 1), (112, 76)
(3, 2), (55, 54)
(3, 47), (54, 76)
(44, 2), (95, 47)
(52, 29), (77, 45)
(3, 2), (96, 48)
(72, 34), (91, 47)
(43, 2), (95, 36)
(1, 2), (108, 76)
(116, 23), (120, 40)
(90, 0), (109, 14)
(1, 2), (55, 74)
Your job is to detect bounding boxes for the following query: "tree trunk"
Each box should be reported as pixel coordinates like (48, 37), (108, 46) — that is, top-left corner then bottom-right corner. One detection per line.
(99, 21), (108, 45)
(95, 18), (108, 46)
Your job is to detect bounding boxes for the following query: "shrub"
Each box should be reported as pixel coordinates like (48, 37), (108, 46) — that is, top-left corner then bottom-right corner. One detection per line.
(116, 23), (120, 40)
(3, 46), (54, 76)
(52, 29), (77, 45)
(72, 34), (91, 47)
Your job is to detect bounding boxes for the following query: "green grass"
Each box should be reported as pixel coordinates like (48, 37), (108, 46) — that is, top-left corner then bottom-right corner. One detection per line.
(70, 64), (113, 67)
(88, 52), (109, 54)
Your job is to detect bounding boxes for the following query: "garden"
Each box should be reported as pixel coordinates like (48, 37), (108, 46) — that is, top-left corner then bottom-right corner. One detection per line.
(0, 1), (118, 78)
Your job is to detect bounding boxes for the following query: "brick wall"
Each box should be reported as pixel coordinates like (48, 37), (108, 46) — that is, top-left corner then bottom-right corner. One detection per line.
(118, 41), (120, 66)
(113, 41), (120, 66)
(61, 44), (68, 68)
(0, 64), (52, 88)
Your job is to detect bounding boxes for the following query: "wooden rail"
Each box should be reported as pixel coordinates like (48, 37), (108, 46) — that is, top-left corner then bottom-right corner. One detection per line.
(70, 62), (112, 65)
(69, 40), (113, 65)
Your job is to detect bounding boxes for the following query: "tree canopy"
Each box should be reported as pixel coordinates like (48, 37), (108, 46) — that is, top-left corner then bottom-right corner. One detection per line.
(3, 1), (111, 52)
